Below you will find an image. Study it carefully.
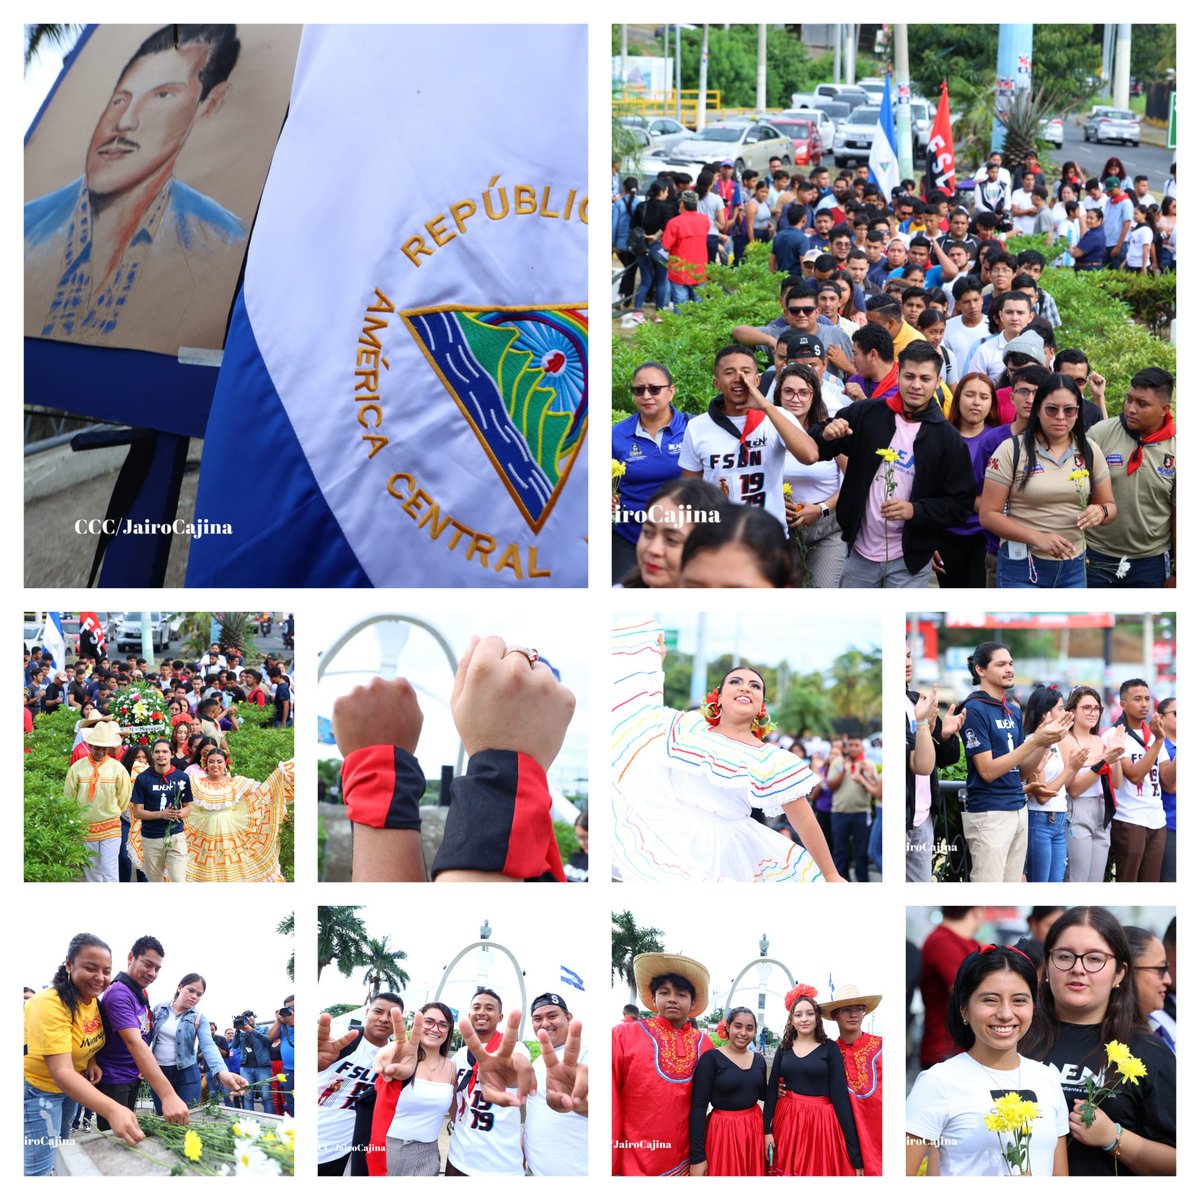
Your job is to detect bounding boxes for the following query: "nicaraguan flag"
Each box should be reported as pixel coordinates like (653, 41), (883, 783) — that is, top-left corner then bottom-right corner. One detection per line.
(560, 965), (585, 991)
(868, 74), (900, 201)
(187, 25), (588, 587)
(42, 611), (68, 671)
(828, 971), (836, 999)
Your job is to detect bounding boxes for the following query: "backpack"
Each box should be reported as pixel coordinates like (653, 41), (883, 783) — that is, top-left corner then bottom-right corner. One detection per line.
(626, 196), (649, 255)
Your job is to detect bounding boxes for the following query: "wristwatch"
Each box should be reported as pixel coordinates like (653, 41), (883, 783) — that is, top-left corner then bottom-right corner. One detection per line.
(818, 502), (831, 518)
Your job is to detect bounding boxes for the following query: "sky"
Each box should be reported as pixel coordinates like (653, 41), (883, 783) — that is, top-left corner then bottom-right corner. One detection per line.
(610, 892), (885, 1037)
(24, 896), (295, 1034)
(318, 895), (594, 1042)
(314, 606), (590, 795)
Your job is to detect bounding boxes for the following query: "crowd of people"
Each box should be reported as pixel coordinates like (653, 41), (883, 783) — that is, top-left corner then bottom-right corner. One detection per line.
(612, 620), (881, 882)
(613, 951), (882, 1175)
(905, 642), (1175, 884)
(906, 906), (1176, 1176)
(25, 636), (295, 883)
(612, 152), (1175, 589)
(23, 932), (293, 1175)
(316, 986), (587, 1176)
(331, 635), (579, 883)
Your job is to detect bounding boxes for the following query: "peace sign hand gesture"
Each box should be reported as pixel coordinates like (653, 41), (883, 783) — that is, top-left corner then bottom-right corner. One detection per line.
(374, 1006), (424, 1079)
(317, 1013), (363, 1072)
(537, 1018), (588, 1115)
(458, 1010), (536, 1107)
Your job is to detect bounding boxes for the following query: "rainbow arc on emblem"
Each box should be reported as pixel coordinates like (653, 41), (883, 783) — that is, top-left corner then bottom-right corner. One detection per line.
(404, 305), (588, 531)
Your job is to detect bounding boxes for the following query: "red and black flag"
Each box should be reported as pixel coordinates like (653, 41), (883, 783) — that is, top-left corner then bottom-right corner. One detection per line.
(924, 81), (957, 201)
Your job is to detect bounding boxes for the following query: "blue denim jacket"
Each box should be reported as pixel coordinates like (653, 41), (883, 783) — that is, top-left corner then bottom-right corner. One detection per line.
(149, 1004), (225, 1079)
(233, 1024), (274, 1069)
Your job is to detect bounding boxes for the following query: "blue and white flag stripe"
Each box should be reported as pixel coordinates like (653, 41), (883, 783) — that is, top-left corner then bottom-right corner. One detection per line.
(560, 965), (585, 991)
(868, 74), (900, 201)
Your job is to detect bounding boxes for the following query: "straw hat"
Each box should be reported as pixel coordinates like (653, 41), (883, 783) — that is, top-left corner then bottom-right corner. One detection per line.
(818, 983), (882, 1019)
(633, 952), (709, 1017)
(81, 717), (124, 749)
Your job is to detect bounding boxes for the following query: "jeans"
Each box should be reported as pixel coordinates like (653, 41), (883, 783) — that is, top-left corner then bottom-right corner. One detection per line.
(868, 808), (883, 873)
(831, 811), (869, 881)
(669, 282), (701, 312)
(906, 814), (934, 882)
(1085, 547), (1170, 588)
(839, 549), (932, 589)
(996, 545), (1086, 588)
(240, 1064), (274, 1112)
(24, 1079), (74, 1176)
(153, 1063), (200, 1109)
(1026, 809), (1068, 882)
(279, 1069), (294, 1116)
(633, 252), (656, 307)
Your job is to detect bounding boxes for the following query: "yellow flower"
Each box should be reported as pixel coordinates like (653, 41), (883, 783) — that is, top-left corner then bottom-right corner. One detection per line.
(782, 483), (793, 497)
(1115, 1055), (1147, 1085)
(275, 1072), (288, 1082)
(984, 1113), (1006, 1132)
(611, 459), (627, 480)
(875, 448), (900, 462)
(183, 1130), (204, 1162)
(1068, 468), (1090, 484)
(990, 1092), (1040, 1133)
(1105, 1040), (1132, 1065)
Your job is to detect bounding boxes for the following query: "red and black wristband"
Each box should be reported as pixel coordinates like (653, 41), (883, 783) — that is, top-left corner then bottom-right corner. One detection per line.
(341, 745), (425, 830)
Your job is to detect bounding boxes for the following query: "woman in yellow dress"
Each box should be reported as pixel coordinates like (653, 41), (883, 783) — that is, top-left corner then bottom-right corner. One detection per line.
(184, 746), (293, 882)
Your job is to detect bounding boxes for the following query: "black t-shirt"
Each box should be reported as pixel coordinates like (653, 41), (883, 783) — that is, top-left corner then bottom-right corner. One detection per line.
(689, 1049), (767, 1162)
(764, 1041), (862, 1167)
(273, 682), (292, 724)
(1040, 1023), (1176, 1175)
(564, 850), (588, 883)
(69, 680), (89, 707)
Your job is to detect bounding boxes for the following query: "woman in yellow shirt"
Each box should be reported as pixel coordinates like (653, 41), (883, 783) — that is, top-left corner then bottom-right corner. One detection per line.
(24, 933), (145, 1174)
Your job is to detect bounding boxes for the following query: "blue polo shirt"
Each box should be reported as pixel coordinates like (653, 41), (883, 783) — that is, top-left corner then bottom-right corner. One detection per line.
(962, 691), (1026, 812)
(1074, 226), (1106, 270)
(612, 407), (691, 545)
(771, 225), (810, 274)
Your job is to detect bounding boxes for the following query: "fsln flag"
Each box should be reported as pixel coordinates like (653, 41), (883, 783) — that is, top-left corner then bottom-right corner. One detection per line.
(925, 81), (957, 200)
(42, 612), (68, 672)
(560, 965), (585, 991)
(188, 25), (588, 587)
(79, 611), (107, 656)
(868, 75), (900, 201)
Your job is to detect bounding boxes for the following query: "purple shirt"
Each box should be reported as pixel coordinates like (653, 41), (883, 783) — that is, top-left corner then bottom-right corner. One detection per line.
(947, 425), (1009, 538)
(94, 979), (151, 1084)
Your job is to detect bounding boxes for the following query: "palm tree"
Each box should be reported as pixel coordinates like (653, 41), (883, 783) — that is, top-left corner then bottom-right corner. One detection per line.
(829, 646), (884, 727)
(612, 910), (664, 1005)
(277, 912), (294, 982)
(361, 936), (410, 1002)
(317, 906), (369, 980)
(24, 23), (83, 71)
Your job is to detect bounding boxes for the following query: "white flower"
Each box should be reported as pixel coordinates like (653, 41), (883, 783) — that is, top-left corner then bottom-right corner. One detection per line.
(1115, 556), (1131, 579)
(234, 1142), (281, 1175)
(232, 1118), (262, 1142)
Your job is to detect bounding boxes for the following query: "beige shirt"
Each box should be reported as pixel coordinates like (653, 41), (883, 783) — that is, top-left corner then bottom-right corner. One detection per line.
(985, 436), (1110, 556)
(830, 757), (878, 814)
(1084, 417), (1175, 558)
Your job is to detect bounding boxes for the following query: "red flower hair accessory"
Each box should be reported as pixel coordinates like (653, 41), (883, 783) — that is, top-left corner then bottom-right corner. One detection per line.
(701, 687), (721, 726)
(716, 1019), (729, 1040)
(784, 982), (818, 1012)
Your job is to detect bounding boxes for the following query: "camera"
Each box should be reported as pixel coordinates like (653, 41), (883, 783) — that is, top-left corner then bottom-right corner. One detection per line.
(278, 1006), (293, 1019)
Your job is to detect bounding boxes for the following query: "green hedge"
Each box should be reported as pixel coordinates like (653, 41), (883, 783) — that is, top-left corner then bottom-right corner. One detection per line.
(612, 239), (1176, 421)
(24, 700), (295, 882)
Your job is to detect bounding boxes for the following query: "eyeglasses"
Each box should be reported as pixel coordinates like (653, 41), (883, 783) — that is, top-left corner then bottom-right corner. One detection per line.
(835, 1005), (868, 1016)
(1077, 703), (1101, 712)
(778, 387), (813, 401)
(1133, 964), (1171, 979)
(423, 1018), (451, 1031)
(631, 383), (670, 397)
(1049, 949), (1117, 973)
(787, 305), (817, 316)
(1043, 406), (1079, 418)
(1011, 387), (1038, 398)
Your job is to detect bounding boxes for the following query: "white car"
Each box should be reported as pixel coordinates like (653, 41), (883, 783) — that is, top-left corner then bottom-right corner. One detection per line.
(618, 114), (694, 155)
(1040, 116), (1064, 149)
(664, 122), (793, 175)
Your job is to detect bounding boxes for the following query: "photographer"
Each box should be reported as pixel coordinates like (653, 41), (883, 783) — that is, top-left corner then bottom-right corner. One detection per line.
(268, 996), (295, 1115)
(232, 1009), (274, 1112)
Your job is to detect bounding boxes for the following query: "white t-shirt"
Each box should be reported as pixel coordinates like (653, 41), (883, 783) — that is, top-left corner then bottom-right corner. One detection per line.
(387, 1076), (454, 1144)
(523, 1044), (589, 1176)
(317, 1032), (386, 1164)
(1010, 189), (1037, 235)
(906, 1052), (1069, 1176)
(964, 332), (1016, 384)
(700, 191), (725, 237)
(679, 408), (803, 530)
(153, 1009), (180, 1067)
(447, 1040), (530, 1176)
(1115, 729), (1167, 829)
(1123, 224), (1153, 269)
(1035, 743), (1069, 813)
(942, 316), (988, 373)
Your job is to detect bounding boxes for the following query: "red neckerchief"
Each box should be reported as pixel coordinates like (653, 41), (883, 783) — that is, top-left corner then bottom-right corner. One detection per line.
(1121, 411), (1175, 474)
(873, 362), (900, 406)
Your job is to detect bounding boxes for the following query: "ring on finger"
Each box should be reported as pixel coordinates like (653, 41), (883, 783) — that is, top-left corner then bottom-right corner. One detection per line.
(502, 646), (539, 668)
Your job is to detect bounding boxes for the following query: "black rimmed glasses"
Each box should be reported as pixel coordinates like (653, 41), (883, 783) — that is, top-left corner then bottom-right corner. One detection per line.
(1049, 949), (1116, 973)
(1133, 964), (1171, 979)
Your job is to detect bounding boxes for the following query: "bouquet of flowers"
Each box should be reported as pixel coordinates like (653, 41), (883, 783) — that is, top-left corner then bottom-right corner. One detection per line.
(1068, 467), (1090, 510)
(1079, 1040), (1147, 1125)
(612, 458), (626, 500)
(110, 683), (171, 746)
(983, 1091), (1040, 1175)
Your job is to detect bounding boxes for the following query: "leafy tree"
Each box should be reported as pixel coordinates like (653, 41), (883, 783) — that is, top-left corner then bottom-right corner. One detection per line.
(317, 906), (370, 979)
(24, 23), (82, 70)
(322, 1002), (360, 1019)
(1130, 25), (1175, 83)
(277, 912), (294, 982)
(612, 910), (664, 1003)
(361, 935), (410, 999)
(829, 647), (884, 727)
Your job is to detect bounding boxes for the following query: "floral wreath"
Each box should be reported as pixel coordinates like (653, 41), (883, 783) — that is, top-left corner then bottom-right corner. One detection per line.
(784, 982), (819, 1013)
(110, 683), (171, 746)
(701, 686), (775, 740)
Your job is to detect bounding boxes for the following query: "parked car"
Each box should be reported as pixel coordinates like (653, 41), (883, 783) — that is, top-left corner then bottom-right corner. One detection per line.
(833, 104), (883, 166)
(908, 98), (932, 151)
(1084, 107), (1140, 146)
(618, 113), (694, 155)
(773, 117), (823, 166)
(780, 108), (836, 153)
(810, 99), (854, 133)
(1039, 116), (1064, 149)
(664, 122), (793, 175)
(858, 78), (888, 102)
(116, 612), (172, 653)
(815, 83), (870, 110)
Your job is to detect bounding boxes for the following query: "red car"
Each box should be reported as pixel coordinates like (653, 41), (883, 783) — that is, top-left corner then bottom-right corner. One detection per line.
(773, 118), (823, 166)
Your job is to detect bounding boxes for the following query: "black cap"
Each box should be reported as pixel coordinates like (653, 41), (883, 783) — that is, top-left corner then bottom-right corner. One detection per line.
(785, 333), (826, 358)
(530, 991), (570, 1014)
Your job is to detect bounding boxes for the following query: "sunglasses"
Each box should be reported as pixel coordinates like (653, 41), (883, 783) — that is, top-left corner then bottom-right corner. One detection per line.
(787, 305), (817, 316)
(1043, 405), (1079, 418)
(631, 383), (670, 397)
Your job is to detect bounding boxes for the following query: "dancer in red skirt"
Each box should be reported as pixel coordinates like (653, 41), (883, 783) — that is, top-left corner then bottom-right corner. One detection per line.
(689, 1007), (768, 1175)
(764, 986), (864, 1176)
